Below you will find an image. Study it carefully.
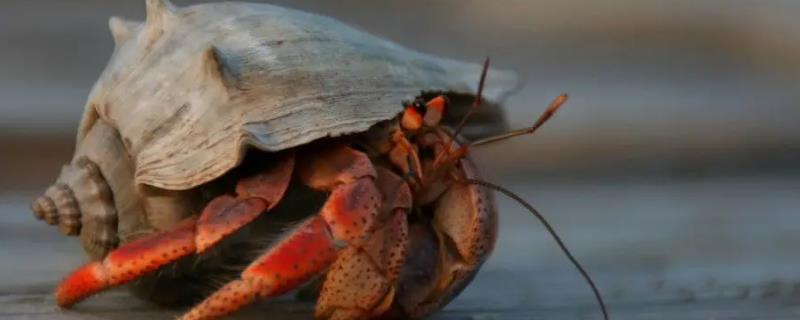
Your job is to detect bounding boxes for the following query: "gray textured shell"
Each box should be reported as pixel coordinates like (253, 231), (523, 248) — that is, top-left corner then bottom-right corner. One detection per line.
(81, 0), (517, 191)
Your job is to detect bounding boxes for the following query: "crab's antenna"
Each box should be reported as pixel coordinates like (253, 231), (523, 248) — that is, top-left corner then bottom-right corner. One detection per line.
(452, 56), (490, 140)
(462, 178), (609, 320)
(429, 93), (567, 177)
(427, 57), (490, 174)
(471, 93), (568, 147)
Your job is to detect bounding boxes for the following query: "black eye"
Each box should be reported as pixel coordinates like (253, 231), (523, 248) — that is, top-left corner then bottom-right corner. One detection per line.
(412, 98), (427, 114)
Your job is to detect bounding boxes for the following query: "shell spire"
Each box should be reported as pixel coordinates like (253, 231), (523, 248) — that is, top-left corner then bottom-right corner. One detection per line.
(33, 158), (121, 260)
(139, 0), (177, 45)
(32, 173), (87, 237)
(108, 16), (141, 47)
(32, 184), (80, 235)
(32, 120), (135, 259)
(145, 0), (177, 28)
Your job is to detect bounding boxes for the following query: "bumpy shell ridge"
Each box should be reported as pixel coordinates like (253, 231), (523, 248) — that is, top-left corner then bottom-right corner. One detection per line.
(108, 17), (141, 48)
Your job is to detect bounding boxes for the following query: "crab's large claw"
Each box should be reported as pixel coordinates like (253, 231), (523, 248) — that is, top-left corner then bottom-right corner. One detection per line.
(55, 155), (294, 308)
(395, 157), (497, 318)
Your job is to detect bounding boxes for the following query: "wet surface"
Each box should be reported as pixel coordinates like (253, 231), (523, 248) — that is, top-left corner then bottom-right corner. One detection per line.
(3, 175), (800, 319)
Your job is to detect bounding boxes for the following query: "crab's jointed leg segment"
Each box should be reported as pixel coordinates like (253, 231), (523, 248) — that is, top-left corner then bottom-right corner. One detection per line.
(196, 155), (295, 251)
(180, 145), (383, 320)
(315, 167), (412, 319)
(316, 212), (407, 320)
(56, 216), (200, 308)
(181, 216), (338, 320)
(55, 155), (295, 308)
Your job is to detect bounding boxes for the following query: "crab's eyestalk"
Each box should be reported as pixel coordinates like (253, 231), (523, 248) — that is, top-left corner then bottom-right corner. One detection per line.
(401, 95), (450, 132)
(401, 103), (424, 132)
(423, 95), (448, 127)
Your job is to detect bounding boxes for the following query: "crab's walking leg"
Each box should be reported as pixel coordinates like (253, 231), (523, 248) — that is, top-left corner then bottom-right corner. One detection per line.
(55, 155), (295, 308)
(315, 167), (412, 319)
(180, 145), (382, 320)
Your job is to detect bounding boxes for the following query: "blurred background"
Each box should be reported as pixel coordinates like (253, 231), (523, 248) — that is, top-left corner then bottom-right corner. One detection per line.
(1, 1), (799, 318)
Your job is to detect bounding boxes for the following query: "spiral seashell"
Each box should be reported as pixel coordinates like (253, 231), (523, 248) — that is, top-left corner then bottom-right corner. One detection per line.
(32, 120), (152, 259)
(32, 184), (80, 236)
(52, 184), (80, 235)
(74, 157), (120, 252)
(31, 195), (57, 224)
(33, 157), (120, 241)
(32, 157), (121, 260)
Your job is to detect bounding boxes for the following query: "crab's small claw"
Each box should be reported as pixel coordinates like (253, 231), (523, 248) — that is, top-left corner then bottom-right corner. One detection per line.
(55, 155), (294, 308)
(56, 217), (199, 307)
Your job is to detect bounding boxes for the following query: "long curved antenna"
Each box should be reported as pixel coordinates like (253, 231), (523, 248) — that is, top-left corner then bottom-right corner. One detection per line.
(472, 93), (567, 147)
(463, 178), (609, 320)
(429, 57), (491, 172)
(452, 56), (490, 140)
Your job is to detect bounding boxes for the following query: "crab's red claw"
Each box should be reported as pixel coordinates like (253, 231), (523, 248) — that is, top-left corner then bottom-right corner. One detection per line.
(56, 155), (295, 309)
(56, 217), (199, 308)
(55, 198), (269, 308)
(55, 263), (106, 308)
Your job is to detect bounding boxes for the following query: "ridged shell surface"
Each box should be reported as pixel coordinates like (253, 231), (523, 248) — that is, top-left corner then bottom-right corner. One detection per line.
(79, 0), (517, 191)
(32, 120), (142, 259)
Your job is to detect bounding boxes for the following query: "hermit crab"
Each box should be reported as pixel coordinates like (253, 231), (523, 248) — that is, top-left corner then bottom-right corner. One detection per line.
(31, 1), (607, 319)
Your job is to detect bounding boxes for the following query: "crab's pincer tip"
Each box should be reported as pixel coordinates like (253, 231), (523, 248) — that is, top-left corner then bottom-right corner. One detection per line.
(55, 262), (107, 309)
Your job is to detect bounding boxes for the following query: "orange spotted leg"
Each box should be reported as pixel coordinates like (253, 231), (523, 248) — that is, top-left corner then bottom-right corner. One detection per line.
(180, 145), (383, 320)
(315, 167), (412, 319)
(55, 154), (295, 308)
